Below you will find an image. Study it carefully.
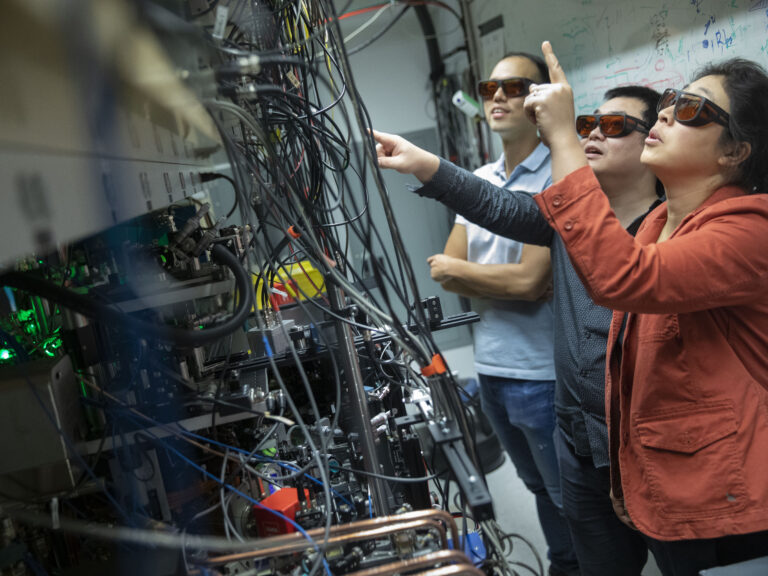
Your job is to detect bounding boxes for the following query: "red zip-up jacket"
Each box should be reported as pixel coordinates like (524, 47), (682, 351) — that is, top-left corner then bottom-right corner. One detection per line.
(535, 166), (768, 541)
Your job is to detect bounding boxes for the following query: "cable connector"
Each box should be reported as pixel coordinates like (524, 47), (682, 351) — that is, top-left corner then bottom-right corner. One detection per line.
(421, 353), (447, 377)
(191, 217), (225, 257)
(216, 55), (261, 79)
(235, 54), (261, 75)
(169, 203), (210, 254)
(212, 4), (229, 40)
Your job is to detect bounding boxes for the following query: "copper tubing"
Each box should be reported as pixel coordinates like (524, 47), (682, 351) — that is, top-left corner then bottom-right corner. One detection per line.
(333, 509), (459, 545)
(324, 518), (447, 550)
(205, 509), (459, 565)
(346, 549), (472, 576)
(206, 517), (447, 566)
(411, 564), (486, 576)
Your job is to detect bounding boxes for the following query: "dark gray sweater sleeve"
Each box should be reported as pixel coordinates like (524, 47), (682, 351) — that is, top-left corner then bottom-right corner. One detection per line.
(413, 158), (554, 247)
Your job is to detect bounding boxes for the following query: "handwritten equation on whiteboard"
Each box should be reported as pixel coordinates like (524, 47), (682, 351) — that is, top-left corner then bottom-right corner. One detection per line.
(540, 1), (768, 113)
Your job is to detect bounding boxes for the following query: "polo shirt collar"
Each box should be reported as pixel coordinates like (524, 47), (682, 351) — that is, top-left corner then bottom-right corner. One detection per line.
(492, 141), (550, 182)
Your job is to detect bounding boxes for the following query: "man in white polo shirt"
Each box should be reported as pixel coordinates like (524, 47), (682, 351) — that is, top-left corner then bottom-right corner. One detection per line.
(427, 52), (577, 576)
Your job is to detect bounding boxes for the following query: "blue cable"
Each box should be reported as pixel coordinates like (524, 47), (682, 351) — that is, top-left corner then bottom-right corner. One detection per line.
(3, 287), (17, 312)
(367, 490), (372, 519)
(22, 370), (132, 523)
(125, 421), (332, 576)
(262, 335), (273, 357)
(111, 405), (353, 508)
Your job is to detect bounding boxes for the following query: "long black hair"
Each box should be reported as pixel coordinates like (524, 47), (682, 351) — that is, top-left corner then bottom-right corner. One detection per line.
(694, 58), (768, 193)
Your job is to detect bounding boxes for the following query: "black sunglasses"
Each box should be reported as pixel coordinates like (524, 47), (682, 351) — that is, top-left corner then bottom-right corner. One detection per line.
(477, 77), (535, 100)
(576, 113), (650, 138)
(657, 88), (730, 128)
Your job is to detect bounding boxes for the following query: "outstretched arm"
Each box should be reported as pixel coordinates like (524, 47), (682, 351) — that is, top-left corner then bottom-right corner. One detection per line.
(372, 130), (440, 183)
(371, 133), (554, 246)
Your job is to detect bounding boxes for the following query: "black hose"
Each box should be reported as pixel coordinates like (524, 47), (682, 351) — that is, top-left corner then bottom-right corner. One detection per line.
(414, 6), (445, 82)
(0, 244), (252, 348)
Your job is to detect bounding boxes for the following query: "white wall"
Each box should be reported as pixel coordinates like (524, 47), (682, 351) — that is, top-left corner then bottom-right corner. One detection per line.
(340, 4), (439, 135)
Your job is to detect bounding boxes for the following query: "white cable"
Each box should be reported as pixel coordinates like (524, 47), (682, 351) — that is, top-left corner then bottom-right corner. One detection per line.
(343, 5), (393, 44)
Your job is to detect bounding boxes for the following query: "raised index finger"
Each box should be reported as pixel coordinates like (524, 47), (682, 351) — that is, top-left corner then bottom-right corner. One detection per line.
(542, 41), (569, 85)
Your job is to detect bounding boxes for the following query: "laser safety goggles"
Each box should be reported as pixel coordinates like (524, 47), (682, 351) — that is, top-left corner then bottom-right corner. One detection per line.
(477, 77), (535, 100)
(657, 88), (730, 128)
(575, 113), (651, 138)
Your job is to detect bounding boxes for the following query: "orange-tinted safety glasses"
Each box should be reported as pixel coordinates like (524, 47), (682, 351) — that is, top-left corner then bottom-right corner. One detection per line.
(657, 88), (730, 128)
(477, 77), (534, 100)
(576, 113), (650, 138)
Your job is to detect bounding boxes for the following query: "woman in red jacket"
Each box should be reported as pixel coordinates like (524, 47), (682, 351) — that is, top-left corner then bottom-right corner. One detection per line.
(522, 44), (768, 575)
(373, 44), (768, 575)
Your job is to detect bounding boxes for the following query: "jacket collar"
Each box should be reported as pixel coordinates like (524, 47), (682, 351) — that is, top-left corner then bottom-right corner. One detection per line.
(637, 186), (746, 243)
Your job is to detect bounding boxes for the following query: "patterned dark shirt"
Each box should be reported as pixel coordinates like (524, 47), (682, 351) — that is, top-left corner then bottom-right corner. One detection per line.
(416, 159), (661, 468)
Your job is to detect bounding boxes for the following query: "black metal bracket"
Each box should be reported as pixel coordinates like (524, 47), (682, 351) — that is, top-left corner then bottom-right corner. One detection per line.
(428, 420), (495, 521)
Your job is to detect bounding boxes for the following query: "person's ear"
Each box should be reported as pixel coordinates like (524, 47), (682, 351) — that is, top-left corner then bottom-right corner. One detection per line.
(718, 140), (751, 170)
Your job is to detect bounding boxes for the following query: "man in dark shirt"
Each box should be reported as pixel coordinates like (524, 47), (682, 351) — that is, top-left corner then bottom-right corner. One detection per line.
(374, 86), (662, 576)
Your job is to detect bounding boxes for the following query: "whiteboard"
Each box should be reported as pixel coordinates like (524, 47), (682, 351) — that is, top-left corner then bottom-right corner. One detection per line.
(468, 0), (768, 113)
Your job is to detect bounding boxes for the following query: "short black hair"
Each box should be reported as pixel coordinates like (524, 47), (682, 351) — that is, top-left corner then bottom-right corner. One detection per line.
(693, 58), (768, 193)
(496, 52), (549, 83)
(603, 85), (661, 127)
(603, 86), (665, 197)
